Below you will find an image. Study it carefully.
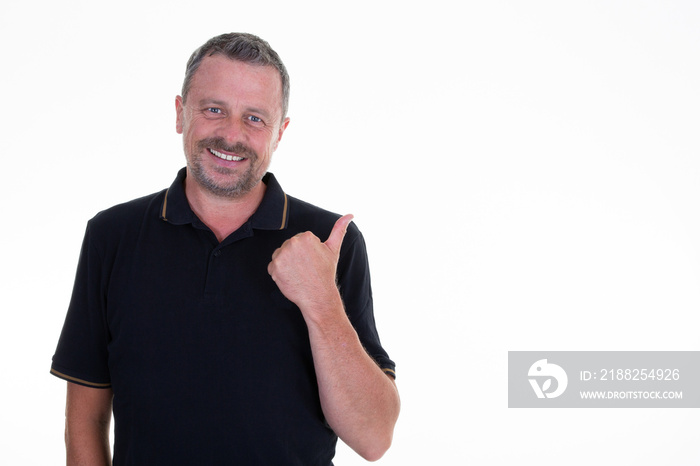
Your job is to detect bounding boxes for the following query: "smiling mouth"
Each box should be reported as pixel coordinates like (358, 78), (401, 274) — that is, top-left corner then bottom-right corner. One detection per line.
(209, 148), (245, 162)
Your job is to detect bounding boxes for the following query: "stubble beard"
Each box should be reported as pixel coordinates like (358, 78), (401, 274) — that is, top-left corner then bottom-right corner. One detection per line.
(187, 138), (263, 199)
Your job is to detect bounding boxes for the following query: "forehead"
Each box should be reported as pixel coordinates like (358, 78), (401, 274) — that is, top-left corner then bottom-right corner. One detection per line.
(188, 55), (283, 113)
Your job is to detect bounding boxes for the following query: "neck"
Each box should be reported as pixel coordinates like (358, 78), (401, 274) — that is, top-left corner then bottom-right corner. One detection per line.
(184, 176), (266, 243)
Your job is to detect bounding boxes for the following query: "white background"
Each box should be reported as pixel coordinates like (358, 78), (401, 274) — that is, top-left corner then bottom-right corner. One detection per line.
(2, 1), (699, 464)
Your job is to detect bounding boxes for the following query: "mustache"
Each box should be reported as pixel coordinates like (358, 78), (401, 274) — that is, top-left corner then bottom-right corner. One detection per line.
(197, 138), (257, 159)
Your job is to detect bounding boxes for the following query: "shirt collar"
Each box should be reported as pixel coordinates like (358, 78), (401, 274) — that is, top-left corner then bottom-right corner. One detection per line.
(160, 167), (289, 231)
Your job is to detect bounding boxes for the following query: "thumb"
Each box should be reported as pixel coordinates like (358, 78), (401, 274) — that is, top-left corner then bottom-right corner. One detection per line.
(324, 214), (354, 254)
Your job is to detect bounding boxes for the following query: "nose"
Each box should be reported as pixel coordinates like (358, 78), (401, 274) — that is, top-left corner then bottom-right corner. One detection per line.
(217, 116), (246, 143)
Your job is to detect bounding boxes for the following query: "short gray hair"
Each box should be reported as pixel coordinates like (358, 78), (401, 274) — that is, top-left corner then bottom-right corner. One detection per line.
(181, 33), (290, 120)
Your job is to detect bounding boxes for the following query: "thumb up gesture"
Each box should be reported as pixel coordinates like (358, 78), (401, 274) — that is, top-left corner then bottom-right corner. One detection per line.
(268, 215), (354, 317)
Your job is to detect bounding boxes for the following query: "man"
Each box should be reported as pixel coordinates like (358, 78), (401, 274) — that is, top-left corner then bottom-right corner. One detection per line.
(51, 33), (399, 465)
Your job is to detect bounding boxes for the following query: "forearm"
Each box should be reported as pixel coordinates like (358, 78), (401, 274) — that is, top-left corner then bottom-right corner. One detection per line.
(66, 419), (111, 466)
(303, 296), (400, 462)
(65, 384), (113, 466)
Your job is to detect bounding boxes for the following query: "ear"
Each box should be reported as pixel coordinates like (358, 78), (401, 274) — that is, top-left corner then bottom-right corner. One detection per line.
(273, 117), (290, 151)
(175, 95), (185, 134)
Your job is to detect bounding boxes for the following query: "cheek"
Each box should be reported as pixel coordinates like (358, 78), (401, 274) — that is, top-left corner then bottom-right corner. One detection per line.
(182, 129), (202, 156)
(183, 123), (210, 147)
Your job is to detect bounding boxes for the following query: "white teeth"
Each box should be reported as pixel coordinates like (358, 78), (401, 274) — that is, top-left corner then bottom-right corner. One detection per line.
(210, 148), (244, 162)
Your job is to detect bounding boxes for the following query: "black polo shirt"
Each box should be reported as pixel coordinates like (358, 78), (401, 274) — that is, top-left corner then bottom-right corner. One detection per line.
(51, 168), (395, 465)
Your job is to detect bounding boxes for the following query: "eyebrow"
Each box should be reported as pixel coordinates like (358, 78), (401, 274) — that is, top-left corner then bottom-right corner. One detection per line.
(198, 99), (228, 108)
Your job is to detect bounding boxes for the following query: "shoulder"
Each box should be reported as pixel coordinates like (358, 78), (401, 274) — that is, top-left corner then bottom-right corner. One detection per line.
(86, 189), (166, 240)
(285, 195), (361, 244)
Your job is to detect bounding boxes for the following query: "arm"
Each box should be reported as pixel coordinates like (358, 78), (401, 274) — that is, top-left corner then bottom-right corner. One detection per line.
(268, 215), (400, 461)
(304, 294), (400, 461)
(65, 383), (113, 466)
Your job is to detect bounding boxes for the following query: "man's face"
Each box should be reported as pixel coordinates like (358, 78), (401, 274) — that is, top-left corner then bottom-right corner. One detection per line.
(176, 55), (289, 199)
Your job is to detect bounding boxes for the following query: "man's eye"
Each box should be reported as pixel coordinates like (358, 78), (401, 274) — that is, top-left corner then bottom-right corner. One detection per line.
(207, 108), (222, 114)
(248, 115), (262, 123)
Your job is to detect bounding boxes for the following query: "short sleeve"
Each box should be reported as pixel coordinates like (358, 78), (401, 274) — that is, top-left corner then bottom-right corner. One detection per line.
(337, 223), (396, 379)
(51, 222), (112, 388)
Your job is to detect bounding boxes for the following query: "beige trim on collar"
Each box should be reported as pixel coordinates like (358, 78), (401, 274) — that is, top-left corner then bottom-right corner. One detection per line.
(279, 193), (288, 230)
(161, 188), (170, 221)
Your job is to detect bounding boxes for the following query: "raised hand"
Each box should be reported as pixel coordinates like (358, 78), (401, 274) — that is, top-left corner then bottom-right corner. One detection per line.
(268, 214), (354, 318)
